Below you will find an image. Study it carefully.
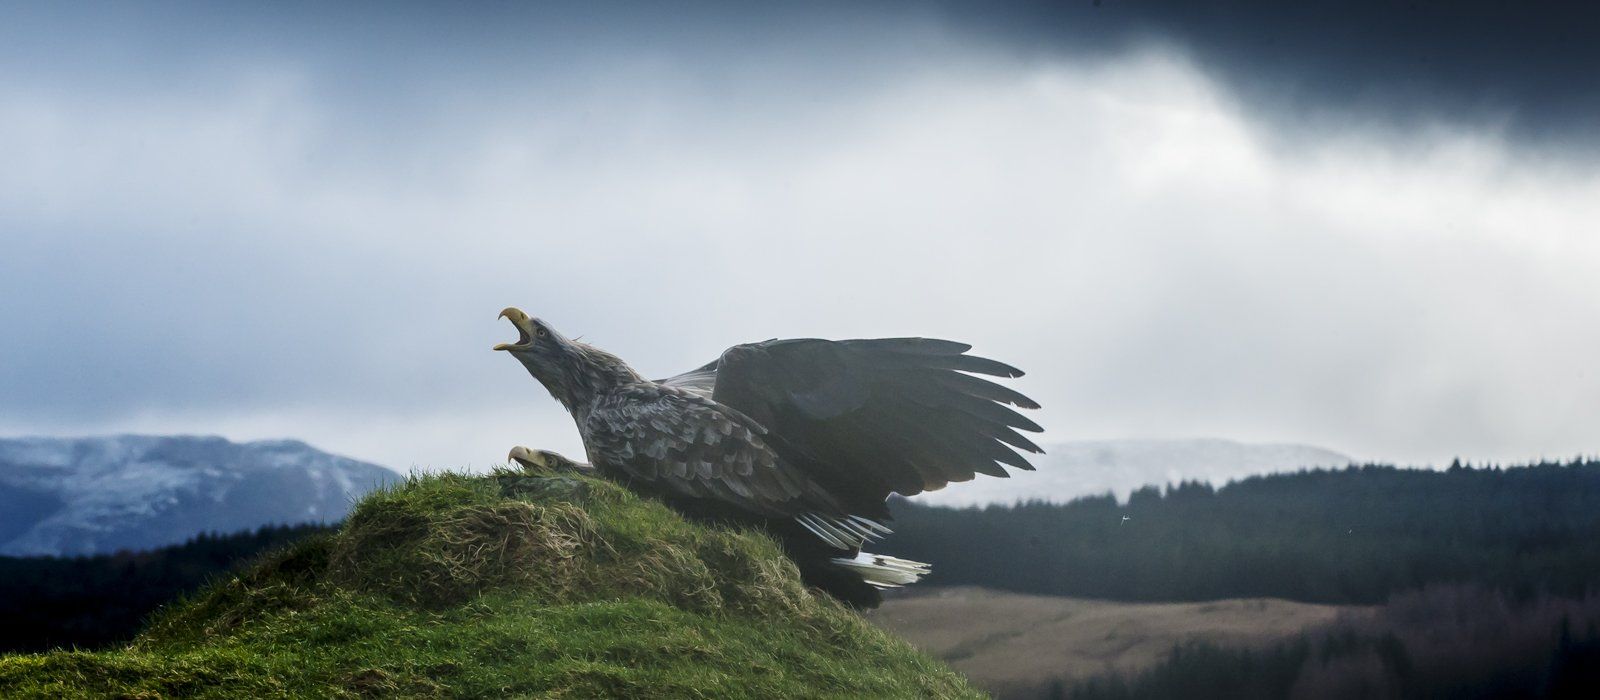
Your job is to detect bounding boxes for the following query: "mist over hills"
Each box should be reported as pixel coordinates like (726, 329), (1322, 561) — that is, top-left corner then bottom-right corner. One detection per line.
(0, 435), (399, 556)
(912, 438), (1354, 507)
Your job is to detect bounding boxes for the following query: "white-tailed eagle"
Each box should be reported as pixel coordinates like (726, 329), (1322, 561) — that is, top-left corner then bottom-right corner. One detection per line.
(495, 307), (1041, 607)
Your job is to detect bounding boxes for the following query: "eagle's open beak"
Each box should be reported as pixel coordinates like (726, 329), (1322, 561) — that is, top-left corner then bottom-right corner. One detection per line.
(494, 307), (534, 351)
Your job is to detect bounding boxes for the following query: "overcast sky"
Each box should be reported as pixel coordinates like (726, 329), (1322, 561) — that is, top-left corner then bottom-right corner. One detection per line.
(3, 2), (1598, 471)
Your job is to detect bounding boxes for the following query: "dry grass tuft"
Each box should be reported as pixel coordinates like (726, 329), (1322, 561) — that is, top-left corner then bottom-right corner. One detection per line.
(330, 498), (600, 608)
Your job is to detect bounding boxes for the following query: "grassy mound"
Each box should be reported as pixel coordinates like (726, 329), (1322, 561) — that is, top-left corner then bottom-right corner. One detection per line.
(0, 469), (979, 698)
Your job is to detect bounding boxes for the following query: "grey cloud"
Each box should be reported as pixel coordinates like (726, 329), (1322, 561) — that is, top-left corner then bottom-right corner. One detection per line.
(1, 3), (1597, 471)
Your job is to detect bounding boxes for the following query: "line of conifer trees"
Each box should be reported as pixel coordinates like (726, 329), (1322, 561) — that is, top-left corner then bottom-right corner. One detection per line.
(0, 523), (330, 652)
(886, 459), (1600, 604)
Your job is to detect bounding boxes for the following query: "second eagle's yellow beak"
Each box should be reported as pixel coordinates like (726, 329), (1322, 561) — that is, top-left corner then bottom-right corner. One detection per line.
(507, 445), (549, 470)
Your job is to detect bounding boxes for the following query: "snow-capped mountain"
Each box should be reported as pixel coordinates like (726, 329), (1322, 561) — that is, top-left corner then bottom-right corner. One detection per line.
(0, 435), (400, 556)
(912, 438), (1354, 507)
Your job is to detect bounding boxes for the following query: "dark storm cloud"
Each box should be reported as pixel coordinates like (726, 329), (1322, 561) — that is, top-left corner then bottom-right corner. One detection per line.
(14, 0), (1596, 145)
(934, 0), (1600, 147)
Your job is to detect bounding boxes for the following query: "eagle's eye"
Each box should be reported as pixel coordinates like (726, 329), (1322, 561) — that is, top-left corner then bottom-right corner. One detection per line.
(536, 328), (548, 338)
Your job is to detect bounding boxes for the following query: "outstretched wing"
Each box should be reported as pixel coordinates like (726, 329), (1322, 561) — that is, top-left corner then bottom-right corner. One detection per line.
(581, 384), (842, 520)
(662, 338), (1042, 516)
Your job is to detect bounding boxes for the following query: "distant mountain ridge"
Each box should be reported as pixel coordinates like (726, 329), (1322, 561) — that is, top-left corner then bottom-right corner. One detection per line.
(0, 435), (399, 556)
(0, 435), (1349, 553)
(912, 438), (1354, 507)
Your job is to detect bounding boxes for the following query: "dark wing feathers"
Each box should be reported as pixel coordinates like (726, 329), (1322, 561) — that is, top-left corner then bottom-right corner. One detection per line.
(917, 353), (1026, 379)
(660, 337), (1041, 514)
(846, 337), (972, 356)
(929, 369), (1041, 410)
(840, 337), (1026, 379)
(896, 376), (1043, 433)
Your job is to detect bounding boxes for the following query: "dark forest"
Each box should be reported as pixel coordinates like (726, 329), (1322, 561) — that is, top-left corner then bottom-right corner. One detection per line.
(888, 459), (1600, 604)
(0, 524), (329, 653)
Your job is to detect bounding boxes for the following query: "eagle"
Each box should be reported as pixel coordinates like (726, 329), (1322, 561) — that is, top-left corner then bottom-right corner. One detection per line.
(494, 307), (1042, 607)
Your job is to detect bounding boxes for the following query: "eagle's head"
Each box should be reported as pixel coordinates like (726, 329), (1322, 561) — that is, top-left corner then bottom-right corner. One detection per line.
(494, 307), (583, 402)
(495, 306), (568, 368)
(507, 446), (583, 473)
(494, 306), (639, 409)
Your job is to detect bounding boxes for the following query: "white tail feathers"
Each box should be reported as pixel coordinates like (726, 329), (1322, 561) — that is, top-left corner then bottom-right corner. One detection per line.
(830, 551), (932, 589)
(795, 512), (926, 590)
(794, 512), (892, 551)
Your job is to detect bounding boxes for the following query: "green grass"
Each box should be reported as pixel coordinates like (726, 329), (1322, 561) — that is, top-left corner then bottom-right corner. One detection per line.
(0, 469), (979, 699)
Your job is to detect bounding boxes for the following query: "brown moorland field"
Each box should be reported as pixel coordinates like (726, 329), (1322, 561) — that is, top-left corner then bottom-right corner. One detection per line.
(870, 586), (1362, 698)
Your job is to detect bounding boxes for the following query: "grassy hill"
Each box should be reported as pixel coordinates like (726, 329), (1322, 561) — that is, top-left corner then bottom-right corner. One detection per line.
(0, 468), (979, 699)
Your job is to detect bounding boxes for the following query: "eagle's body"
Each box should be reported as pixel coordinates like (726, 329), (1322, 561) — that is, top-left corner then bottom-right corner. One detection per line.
(496, 307), (1042, 607)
